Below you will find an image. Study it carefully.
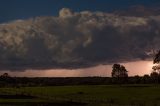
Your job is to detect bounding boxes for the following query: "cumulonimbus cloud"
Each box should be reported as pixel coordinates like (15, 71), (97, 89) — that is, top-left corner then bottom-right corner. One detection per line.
(0, 8), (159, 70)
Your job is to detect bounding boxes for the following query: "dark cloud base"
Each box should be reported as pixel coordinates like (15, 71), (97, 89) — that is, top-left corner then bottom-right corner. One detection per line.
(0, 8), (159, 71)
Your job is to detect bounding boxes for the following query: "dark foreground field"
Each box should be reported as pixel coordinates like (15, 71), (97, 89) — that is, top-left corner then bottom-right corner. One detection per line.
(0, 85), (160, 106)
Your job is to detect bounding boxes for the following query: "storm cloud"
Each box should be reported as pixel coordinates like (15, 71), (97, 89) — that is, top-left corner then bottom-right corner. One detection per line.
(0, 8), (160, 70)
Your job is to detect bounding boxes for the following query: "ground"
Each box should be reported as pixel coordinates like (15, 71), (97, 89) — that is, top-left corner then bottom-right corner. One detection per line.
(0, 85), (159, 106)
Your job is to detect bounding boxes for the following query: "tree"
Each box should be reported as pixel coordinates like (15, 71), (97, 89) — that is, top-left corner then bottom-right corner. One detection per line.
(152, 50), (160, 73)
(153, 50), (160, 64)
(151, 50), (160, 83)
(150, 71), (159, 78)
(112, 64), (128, 78)
(133, 75), (141, 84)
(150, 71), (159, 83)
(1, 73), (10, 78)
(143, 74), (150, 83)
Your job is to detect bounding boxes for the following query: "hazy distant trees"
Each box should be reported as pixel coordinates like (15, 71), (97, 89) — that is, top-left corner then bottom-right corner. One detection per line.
(143, 74), (150, 83)
(112, 64), (128, 78)
(1, 73), (10, 78)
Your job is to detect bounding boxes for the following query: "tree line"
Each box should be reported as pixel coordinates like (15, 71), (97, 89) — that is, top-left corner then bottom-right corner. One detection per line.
(0, 50), (160, 86)
(111, 50), (160, 84)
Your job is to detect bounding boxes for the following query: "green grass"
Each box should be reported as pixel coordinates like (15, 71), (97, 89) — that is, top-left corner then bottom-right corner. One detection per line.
(0, 85), (160, 106)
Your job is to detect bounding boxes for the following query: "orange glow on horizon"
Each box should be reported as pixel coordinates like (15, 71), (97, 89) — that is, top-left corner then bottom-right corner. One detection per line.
(0, 60), (154, 77)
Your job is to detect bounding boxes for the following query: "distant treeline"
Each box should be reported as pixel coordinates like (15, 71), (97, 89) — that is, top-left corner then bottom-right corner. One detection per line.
(0, 75), (159, 87)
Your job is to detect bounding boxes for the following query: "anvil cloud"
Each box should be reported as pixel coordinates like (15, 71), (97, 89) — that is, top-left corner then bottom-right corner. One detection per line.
(0, 8), (159, 70)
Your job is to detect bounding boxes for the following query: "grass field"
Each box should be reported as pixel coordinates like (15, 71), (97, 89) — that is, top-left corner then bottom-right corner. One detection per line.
(0, 85), (160, 106)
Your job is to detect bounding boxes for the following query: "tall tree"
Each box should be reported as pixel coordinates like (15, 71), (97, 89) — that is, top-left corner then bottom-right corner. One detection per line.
(153, 50), (160, 64)
(112, 64), (128, 78)
(152, 50), (160, 74)
(151, 50), (160, 83)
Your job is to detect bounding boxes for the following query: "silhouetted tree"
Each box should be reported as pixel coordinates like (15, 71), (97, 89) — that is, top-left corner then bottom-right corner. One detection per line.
(150, 71), (159, 78)
(112, 64), (128, 78)
(1, 73), (10, 78)
(153, 50), (160, 64)
(133, 75), (141, 84)
(151, 50), (160, 83)
(152, 50), (160, 74)
(152, 65), (160, 74)
(143, 74), (150, 83)
(150, 71), (159, 83)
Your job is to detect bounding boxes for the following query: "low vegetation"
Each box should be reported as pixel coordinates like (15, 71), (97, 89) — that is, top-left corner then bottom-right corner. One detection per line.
(0, 85), (160, 106)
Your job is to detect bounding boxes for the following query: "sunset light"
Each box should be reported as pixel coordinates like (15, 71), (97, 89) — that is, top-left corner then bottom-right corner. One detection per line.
(0, 0), (160, 105)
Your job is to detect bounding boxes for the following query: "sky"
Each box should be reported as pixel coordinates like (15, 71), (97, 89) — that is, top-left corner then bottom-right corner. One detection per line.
(0, 0), (160, 23)
(0, 61), (153, 77)
(0, 0), (159, 77)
